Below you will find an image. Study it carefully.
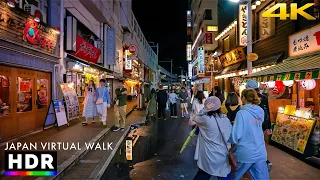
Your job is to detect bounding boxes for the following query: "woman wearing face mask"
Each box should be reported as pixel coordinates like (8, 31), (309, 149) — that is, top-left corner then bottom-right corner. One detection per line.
(230, 89), (269, 180)
(82, 80), (98, 125)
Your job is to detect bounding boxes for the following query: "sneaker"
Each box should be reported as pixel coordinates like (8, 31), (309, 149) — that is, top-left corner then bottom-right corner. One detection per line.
(113, 127), (121, 132)
(82, 121), (88, 125)
(173, 116), (178, 118)
(92, 120), (96, 124)
(102, 122), (107, 126)
(164, 118), (167, 121)
(121, 128), (125, 131)
(267, 162), (272, 172)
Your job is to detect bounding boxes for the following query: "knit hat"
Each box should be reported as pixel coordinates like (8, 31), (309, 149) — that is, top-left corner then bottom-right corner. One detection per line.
(204, 96), (221, 111)
(246, 80), (259, 89)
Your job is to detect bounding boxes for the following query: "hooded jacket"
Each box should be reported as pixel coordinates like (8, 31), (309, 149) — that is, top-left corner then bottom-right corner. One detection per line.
(230, 104), (267, 163)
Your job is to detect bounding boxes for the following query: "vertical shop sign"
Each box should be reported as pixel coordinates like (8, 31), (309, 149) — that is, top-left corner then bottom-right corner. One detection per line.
(206, 33), (213, 44)
(188, 63), (193, 79)
(105, 28), (116, 65)
(125, 50), (132, 70)
(239, 4), (247, 46)
(259, 2), (275, 40)
(187, 43), (192, 61)
(198, 47), (205, 77)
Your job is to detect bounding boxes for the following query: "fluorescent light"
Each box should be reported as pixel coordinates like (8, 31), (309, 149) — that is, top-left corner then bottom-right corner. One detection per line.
(229, 0), (240, 2)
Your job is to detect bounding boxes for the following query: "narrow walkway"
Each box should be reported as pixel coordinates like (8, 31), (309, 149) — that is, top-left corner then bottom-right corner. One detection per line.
(0, 100), (137, 173)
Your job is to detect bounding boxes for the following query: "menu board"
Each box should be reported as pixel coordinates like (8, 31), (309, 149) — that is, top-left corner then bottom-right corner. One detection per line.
(60, 83), (80, 120)
(53, 100), (68, 127)
(272, 113), (316, 154)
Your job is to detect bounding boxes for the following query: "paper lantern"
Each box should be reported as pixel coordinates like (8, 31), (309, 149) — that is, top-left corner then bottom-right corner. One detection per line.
(275, 81), (285, 92)
(266, 81), (275, 88)
(301, 79), (316, 90)
(283, 80), (294, 87)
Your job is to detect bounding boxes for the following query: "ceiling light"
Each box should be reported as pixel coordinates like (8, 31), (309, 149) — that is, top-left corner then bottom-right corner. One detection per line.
(256, 1), (261, 6)
(252, 5), (257, 10)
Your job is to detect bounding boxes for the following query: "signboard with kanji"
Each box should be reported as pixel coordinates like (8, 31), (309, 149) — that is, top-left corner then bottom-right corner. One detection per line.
(219, 47), (246, 67)
(289, 24), (320, 57)
(239, 4), (247, 46)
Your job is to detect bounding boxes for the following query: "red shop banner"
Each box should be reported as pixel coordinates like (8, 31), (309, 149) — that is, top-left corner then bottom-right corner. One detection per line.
(71, 36), (101, 64)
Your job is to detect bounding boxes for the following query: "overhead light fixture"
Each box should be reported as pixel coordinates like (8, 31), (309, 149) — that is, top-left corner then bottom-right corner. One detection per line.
(252, 5), (257, 10)
(256, 1), (261, 5)
(7, 0), (15, 8)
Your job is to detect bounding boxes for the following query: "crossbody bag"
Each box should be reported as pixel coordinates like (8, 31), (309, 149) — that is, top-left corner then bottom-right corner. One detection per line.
(96, 88), (106, 105)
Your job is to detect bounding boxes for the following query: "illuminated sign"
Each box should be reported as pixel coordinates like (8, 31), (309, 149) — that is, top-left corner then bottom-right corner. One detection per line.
(187, 22), (191, 27)
(192, 30), (203, 51)
(187, 43), (192, 61)
(207, 26), (218, 32)
(198, 47), (205, 77)
(125, 50), (132, 70)
(239, 4), (247, 46)
(219, 47), (246, 67)
(188, 63), (193, 79)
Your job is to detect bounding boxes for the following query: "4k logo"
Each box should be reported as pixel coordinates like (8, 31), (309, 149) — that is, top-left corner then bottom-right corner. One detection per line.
(262, 3), (316, 20)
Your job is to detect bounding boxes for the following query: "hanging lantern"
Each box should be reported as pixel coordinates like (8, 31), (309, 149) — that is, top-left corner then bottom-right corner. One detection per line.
(274, 81), (285, 92)
(283, 80), (294, 87)
(301, 79), (316, 90)
(266, 81), (275, 88)
(7, 0), (15, 8)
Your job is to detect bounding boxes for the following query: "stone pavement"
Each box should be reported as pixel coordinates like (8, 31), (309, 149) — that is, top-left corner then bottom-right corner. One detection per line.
(0, 100), (138, 178)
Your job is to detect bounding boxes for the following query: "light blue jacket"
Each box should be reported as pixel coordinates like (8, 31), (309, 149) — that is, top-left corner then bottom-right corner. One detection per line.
(229, 104), (267, 163)
(96, 87), (110, 104)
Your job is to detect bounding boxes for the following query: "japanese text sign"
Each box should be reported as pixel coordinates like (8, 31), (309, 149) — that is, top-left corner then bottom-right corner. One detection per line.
(20, 81), (31, 92)
(289, 25), (320, 57)
(198, 47), (205, 76)
(239, 4), (247, 46)
(125, 50), (132, 71)
(71, 36), (101, 64)
(187, 43), (192, 61)
(219, 47), (246, 67)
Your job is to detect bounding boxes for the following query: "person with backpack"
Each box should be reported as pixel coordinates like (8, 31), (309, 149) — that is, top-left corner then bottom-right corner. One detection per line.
(246, 80), (272, 171)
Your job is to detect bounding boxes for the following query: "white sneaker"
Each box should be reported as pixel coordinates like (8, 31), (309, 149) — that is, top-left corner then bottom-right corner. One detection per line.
(102, 122), (107, 126)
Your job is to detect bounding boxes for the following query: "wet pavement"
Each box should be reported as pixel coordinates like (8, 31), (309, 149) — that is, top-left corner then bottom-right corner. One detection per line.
(103, 104), (320, 180)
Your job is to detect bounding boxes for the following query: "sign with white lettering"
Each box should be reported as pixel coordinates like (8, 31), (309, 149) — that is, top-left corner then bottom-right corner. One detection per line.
(239, 4), (247, 46)
(125, 50), (132, 70)
(289, 25), (320, 57)
(106, 28), (116, 65)
(188, 63), (193, 79)
(198, 47), (205, 77)
(187, 43), (192, 61)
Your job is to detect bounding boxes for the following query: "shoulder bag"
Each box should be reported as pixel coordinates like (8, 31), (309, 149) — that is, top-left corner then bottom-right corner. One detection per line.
(214, 117), (238, 169)
(96, 88), (106, 105)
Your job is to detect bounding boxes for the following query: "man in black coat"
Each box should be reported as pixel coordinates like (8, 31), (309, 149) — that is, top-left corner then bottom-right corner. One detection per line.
(157, 85), (168, 120)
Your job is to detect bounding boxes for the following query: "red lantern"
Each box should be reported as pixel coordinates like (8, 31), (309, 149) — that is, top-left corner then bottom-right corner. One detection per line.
(274, 81), (285, 92)
(301, 79), (316, 90)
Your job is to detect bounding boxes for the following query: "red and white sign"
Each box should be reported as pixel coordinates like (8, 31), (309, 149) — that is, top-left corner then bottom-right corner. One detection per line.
(205, 33), (213, 44)
(129, 45), (137, 53)
(71, 36), (101, 64)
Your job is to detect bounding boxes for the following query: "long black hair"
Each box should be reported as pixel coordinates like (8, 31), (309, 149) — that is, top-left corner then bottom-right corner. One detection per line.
(214, 86), (222, 95)
(225, 92), (239, 106)
(195, 90), (205, 104)
(207, 108), (222, 118)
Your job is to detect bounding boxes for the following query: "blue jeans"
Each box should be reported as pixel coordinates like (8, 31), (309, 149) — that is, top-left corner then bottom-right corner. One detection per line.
(234, 161), (270, 180)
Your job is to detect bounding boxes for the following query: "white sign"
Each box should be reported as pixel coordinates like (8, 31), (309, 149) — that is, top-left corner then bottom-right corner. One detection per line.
(258, 3), (275, 40)
(126, 140), (133, 160)
(239, 4), (247, 46)
(198, 47), (204, 74)
(289, 25), (320, 57)
(187, 43), (192, 61)
(125, 50), (132, 70)
(188, 63), (193, 79)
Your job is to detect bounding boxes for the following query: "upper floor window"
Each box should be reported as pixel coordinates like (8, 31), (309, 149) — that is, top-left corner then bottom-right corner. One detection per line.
(203, 9), (212, 20)
(223, 36), (230, 53)
(257, 2), (275, 40)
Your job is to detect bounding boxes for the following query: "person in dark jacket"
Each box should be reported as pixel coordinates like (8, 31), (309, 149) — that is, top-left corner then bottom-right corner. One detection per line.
(157, 85), (168, 120)
(214, 86), (225, 103)
(246, 80), (272, 171)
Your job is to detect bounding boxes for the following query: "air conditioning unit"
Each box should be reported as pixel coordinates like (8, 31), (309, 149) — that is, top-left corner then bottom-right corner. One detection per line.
(24, 4), (47, 23)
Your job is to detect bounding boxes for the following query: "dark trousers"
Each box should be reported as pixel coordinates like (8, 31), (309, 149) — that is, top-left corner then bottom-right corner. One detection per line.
(194, 168), (231, 180)
(158, 105), (166, 119)
(170, 103), (177, 116)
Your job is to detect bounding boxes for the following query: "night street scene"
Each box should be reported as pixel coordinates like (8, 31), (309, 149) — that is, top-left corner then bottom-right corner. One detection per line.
(1, 0), (320, 179)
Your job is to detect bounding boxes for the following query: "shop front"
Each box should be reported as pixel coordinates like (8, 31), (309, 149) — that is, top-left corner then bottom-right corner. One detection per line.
(0, 2), (59, 141)
(245, 25), (320, 166)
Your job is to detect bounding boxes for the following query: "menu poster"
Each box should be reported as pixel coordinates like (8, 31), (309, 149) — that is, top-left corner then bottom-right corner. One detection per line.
(19, 81), (31, 92)
(60, 83), (80, 120)
(53, 100), (68, 127)
(271, 113), (315, 154)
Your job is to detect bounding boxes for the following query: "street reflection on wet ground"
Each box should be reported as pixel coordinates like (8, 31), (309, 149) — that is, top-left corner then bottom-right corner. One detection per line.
(103, 111), (199, 180)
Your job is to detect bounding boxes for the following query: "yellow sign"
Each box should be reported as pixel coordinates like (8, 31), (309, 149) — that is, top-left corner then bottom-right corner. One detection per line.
(262, 3), (316, 20)
(247, 53), (259, 61)
(207, 26), (218, 32)
(219, 47), (246, 67)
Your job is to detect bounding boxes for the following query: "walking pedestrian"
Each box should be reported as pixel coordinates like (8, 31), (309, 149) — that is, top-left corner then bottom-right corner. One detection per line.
(189, 90), (205, 133)
(157, 85), (167, 120)
(96, 79), (110, 126)
(223, 92), (241, 124)
(214, 86), (225, 103)
(179, 87), (188, 117)
(246, 80), (273, 170)
(230, 89), (270, 180)
(113, 80), (127, 132)
(82, 80), (98, 125)
(193, 96), (232, 180)
(168, 89), (178, 118)
(147, 88), (157, 120)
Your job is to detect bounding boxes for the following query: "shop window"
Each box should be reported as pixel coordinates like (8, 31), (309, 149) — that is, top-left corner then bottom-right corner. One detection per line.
(257, 2), (275, 40)
(223, 36), (230, 53)
(17, 77), (33, 112)
(0, 75), (10, 117)
(37, 79), (48, 109)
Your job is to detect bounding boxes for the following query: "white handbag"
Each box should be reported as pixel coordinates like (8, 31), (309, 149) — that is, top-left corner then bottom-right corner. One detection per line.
(96, 88), (106, 105)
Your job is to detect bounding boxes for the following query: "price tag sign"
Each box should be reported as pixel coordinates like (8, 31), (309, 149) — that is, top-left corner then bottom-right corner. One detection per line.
(305, 72), (312, 79)
(294, 72), (301, 80)
(269, 75), (274, 81)
(276, 75), (282, 81)
(263, 76), (268, 82)
(257, 77), (262, 82)
(284, 74), (291, 80)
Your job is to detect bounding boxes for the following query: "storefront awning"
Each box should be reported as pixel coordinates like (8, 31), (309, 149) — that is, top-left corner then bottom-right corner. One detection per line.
(238, 53), (283, 70)
(66, 54), (113, 74)
(192, 78), (211, 84)
(220, 62), (242, 75)
(246, 52), (320, 79)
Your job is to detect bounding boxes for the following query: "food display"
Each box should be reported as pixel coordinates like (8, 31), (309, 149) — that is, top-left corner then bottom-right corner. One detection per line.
(271, 113), (316, 154)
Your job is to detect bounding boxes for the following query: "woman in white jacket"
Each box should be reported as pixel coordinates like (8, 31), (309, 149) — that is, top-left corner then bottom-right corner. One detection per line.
(193, 96), (232, 180)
